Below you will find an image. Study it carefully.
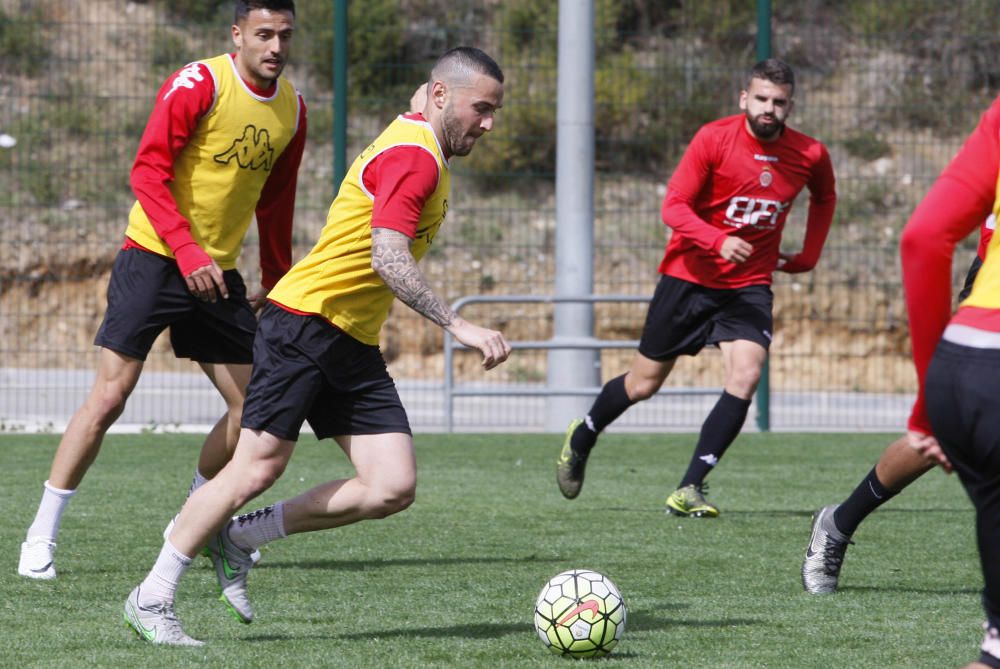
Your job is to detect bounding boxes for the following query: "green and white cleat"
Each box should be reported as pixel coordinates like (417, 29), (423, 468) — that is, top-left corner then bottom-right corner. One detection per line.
(18, 537), (57, 580)
(124, 586), (203, 646)
(163, 516), (260, 564)
(556, 418), (590, 499)
(665, 484), (719, 518)
(802, 504), (852, 594)
(207, 521), (256, 624)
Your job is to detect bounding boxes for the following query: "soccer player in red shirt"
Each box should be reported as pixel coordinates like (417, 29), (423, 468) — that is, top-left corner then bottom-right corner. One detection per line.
(893, 94), (1000, 669)
(803, 212), (993, 595)
(556, 59), (837, 517)
(18, 0), (305, 588)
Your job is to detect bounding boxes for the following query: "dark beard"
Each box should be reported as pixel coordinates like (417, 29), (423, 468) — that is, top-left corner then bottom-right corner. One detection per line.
(442, 113), (471, 156)
(747, 113), (784, 140)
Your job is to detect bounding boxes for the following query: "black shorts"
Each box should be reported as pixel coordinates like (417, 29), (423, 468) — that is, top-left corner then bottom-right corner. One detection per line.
(94, 247), (256, 363)
(637, 275), (774, 361)
(926, 339), (1000, 633)
(240, 303), (411, 441)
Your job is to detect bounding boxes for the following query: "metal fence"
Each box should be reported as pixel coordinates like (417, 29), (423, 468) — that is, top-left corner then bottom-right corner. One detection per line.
(1, 0), (997, 432)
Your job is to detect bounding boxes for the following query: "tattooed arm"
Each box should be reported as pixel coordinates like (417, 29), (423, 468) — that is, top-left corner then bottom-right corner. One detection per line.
(371, 227), (456, 326)
(371, 227), (511, 369)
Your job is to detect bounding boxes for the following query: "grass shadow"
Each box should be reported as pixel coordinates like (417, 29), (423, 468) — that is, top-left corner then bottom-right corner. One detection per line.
(261, 555), (568, 571)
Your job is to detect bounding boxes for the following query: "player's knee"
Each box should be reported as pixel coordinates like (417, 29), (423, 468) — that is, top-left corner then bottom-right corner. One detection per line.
(86, 386), (129, 427)
(241, 459), (287, 498)
(224, 398), (245, 422)
(365, 480), (416, 519)
(627, 377), (661, 401)
(727, 367), (761, 396)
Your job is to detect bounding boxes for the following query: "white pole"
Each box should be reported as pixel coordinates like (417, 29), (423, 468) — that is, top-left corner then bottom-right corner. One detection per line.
(546, 0), (598, 431)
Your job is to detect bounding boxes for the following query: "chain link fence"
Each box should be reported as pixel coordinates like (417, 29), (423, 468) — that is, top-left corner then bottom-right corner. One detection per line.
(1, 0), (997, 432)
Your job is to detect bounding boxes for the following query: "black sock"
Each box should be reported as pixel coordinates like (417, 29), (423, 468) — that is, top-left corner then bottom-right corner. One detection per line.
(832, 466), (896, 536)
(572, 374), (633, 454)
(678, 391), (751, 488)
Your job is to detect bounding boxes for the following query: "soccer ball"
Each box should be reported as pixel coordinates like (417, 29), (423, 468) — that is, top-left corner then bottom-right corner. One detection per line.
(533, 569), (627, 658)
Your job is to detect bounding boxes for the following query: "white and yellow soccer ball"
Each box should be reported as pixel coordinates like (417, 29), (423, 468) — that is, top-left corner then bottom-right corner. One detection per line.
(533, 569), (627, 658)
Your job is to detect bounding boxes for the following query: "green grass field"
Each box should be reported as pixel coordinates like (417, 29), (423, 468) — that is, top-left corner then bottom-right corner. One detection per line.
(0, 432), (984, 668)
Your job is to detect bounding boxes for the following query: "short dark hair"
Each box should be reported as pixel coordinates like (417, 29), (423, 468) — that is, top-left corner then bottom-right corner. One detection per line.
(432, 47), (504, 85)
(235, 0), (295, 24)
(747, 58), (794, 94)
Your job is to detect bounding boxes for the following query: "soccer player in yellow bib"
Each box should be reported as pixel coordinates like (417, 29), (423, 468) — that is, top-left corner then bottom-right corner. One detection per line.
(19, 0), (304, 584)
(124, 47), (510, 645)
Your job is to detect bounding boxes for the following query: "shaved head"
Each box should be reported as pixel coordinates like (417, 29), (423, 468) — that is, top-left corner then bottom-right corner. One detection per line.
(429, 47), (504, 89)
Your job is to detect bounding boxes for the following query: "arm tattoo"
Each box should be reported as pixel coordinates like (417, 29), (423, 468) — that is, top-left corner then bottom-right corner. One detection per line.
(371, 227), (457, 328)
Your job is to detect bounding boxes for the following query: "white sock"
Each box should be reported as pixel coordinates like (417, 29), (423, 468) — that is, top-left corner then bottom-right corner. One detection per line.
(140, 540), (193, 603)
(228, 502), (286, 551)
(187, 469), (209, 497)
(26, 481), (76, 542)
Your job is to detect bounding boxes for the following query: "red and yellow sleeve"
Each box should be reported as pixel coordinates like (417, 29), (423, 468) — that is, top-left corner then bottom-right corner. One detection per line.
(255, 94), (307, 289)
(129, 63), (216, 276)
(367, 145), (440, 237)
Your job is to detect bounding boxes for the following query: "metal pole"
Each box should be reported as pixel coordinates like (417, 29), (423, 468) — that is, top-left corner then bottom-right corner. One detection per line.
(755, 0), (772, 432)
(333, 0), (348, 190)
(546, 0), (598, 431)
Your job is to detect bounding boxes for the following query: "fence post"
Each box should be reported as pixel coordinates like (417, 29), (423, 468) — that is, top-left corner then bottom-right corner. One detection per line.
(755, 0), (772, 432)
(546, 0), (599, 431)
(333, 0), (348, 190)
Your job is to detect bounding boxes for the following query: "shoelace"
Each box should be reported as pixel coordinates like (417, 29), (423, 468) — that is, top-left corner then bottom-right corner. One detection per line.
(141, 599), (180, 623)
(822, 537), (852, 574)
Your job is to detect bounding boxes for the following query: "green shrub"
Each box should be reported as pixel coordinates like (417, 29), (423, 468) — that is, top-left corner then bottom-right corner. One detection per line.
(156, 0), (228, 24)
(151, 28), (197, 69)
(0, 7), (50, 77)
(842, 130), (892, 162)
(296, 0), (408, 101)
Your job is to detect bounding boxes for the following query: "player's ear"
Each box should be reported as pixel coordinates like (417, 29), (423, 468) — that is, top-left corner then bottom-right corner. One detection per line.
(431, 81), (447, 109)
(231, 23), (242, 49)
(738, 89), (748, 111)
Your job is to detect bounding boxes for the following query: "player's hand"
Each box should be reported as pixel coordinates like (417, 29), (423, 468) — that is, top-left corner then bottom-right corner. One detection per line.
(719, 236), (753, 263)
(776, 251), (813, 274)
(409, 83), (428, 113)
(447, 317), (511, 371)
(906, 429), (952, 473)
(184, 260), (228, 302)
(249, 287), (269, 313)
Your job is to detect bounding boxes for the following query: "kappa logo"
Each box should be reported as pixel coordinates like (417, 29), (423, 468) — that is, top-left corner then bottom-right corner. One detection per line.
(214, 125), (275, 171)
(164, 63), (205, 100)
(557, 600), (600, 625)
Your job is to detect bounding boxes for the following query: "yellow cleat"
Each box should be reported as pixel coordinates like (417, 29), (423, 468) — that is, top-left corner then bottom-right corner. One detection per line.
(665, 484), (719, 518)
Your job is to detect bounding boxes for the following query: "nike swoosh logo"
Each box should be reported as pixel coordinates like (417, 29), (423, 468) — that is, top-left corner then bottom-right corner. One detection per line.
(126, 601), (156, 641)
(217, 536), (242, 580)
(30, 562), (53, 573)
(558, 600), (600, 625)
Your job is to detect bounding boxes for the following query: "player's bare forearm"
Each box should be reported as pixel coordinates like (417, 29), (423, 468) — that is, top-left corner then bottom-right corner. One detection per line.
(371, 227), (456, 328)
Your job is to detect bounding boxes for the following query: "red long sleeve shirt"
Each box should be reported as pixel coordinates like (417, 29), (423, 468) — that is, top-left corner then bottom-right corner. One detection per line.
(660, 114), (836, 289)
(901, 96), (1000, 433)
